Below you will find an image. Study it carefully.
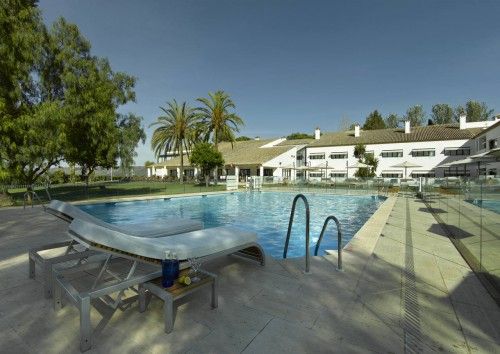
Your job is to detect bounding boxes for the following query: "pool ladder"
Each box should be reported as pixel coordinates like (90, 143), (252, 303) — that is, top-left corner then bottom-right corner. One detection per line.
(283, 194), (343, 273)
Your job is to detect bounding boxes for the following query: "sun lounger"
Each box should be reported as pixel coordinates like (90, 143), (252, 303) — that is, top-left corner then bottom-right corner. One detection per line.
(30, 200), (204, 298)
(45, 199), (204, 237)
(54, 219), (265, 351)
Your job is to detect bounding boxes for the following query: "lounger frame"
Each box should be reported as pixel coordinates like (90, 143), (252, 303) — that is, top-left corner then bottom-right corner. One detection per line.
(53, 238), (265, 352)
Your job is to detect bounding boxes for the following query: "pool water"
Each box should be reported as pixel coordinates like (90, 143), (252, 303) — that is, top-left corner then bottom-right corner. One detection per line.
(466, 199), (500, 214)
(79, 192), (385, 258)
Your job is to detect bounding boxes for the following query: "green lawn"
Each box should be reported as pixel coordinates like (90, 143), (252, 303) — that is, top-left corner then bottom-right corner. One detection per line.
(5, 181), (225, 206)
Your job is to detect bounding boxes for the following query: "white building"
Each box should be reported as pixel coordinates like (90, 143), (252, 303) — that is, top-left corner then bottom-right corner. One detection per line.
(148, 138), (307, 182)
(148, 115), (500, 181)
(305, 116), (499, 180)
(469, 119), (500, 176)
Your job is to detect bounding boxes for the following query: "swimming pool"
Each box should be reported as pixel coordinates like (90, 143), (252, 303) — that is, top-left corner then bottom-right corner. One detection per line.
(79, 192), (385, 258)
(466, 199), (500, 214)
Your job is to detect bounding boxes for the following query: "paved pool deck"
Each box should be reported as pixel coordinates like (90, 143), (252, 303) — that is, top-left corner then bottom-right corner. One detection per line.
(0, 195), (499, 353)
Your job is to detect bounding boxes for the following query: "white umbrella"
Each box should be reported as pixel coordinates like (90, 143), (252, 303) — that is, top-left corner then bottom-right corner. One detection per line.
(346, 161), (370, 179)
(391, 161), (422, 179)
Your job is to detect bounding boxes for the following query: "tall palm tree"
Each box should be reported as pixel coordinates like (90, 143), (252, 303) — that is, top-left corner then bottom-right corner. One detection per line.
(196, 90), (244, 150)
(150, 100), (199, 184)
(196, 91), (244, 183)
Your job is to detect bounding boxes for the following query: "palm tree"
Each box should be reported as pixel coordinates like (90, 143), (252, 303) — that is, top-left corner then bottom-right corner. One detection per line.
(150, 100), (200, 184)
(196, 90), (244, 183)
(196, 90), (244, 150)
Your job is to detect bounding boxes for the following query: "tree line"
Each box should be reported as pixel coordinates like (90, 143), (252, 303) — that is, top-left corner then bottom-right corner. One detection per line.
(343, 101), (495, 131)
(0, 1), (145, 189)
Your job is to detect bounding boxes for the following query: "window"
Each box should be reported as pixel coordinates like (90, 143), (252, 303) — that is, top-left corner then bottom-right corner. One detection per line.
(489, 139), (498, 150)
(309, 172), (323, 177)
(282, 169), (291, 178)
(444, 169), (470, 177)
(488, 168), (497, 176)
(264, 168), (273, 176)
(309, 153), (325, 160)
(330, 172), (346, 177)
(411, 149), (435, 157)
(411, 171), (435, 178)
(478, 136), (487, 150)
(443, 147), (470, 156)
(381, 150), (403, 158)
(239, 169), (250, 176)
(169, 170), (177, 177)
(329, 152), (348, 159)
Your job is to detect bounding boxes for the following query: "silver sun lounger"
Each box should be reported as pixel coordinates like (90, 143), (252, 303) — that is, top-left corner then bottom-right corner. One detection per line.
(30, 200), (204, 298)
(54, 219), (265, 352)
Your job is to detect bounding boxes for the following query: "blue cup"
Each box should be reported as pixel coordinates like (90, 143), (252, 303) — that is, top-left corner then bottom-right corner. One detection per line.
(161, 259), (179, 288)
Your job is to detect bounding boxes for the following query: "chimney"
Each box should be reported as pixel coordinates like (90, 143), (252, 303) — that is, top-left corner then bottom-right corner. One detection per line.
(459, 114), (467, 130)
(354, 124), (360, 138)
(314, 127), (321, 140)
(404, 120), (411, 134)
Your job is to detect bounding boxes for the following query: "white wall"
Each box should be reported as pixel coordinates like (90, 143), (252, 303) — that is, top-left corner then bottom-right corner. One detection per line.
(472, 124), (500, 176)
(305, 139), (475, 179)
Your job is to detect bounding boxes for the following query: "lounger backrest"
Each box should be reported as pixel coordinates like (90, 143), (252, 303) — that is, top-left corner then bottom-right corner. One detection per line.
(47, 200), (204, 238)
(47, 200), (126, 232)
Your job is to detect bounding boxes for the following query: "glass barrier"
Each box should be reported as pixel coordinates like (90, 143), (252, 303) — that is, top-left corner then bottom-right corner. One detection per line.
(421, 177), (500, 302)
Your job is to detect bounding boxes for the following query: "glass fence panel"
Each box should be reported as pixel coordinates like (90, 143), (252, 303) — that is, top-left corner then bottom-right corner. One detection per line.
(422, 177), (500, 301)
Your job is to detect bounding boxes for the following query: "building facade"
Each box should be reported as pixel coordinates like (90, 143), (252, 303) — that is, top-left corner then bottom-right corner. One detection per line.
(148, 115), (500, 181)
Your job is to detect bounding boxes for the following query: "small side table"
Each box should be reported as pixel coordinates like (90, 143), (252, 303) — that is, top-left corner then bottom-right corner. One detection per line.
(138, 269), (218, 333)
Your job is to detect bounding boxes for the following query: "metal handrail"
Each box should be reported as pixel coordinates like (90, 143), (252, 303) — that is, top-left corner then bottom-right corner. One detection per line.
(314, 215), (343, 270)
(283, 194), (311, 273)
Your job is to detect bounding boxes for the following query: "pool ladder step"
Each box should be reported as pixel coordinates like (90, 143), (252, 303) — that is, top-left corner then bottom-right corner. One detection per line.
(283, 194), (343, 273)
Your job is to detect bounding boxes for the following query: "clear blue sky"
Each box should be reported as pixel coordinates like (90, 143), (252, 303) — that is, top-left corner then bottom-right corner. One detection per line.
(39, 0), (500, 165)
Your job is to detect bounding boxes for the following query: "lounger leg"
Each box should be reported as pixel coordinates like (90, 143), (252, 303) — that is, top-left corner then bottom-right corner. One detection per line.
(211, 277), (218, 309)
(43, 262), (52, 298)
(29, 254), (35, 279)
(80, 296), (92, 352)
(138, 284), (146, 313)
(53, 279), (63, 311)
(164, 296), (174, 334)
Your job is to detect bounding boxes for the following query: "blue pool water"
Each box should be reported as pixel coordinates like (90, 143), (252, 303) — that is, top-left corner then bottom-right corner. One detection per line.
(79, 192), (385, 258)
(466, 199), (500, 214)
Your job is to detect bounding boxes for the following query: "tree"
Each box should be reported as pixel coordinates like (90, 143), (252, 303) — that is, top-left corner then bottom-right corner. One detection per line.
(385, 113), (400, 129)
(196, 90), (243, 183)
(454, 105), (465, 122)
(404, 105), (425, 127)
(286, 132), (314, 140)
(144, 160), (155, 167)
(354, 143), (366, 159)
(189, 142), (224, 187)
(363, 110), (386, 130)
(150, 100), (200, 184)
(117, 113), (146, 175)
(464, 100), (494, 122)
(353, 143), (377, 178)
(1, 5), (142, 192)
(235, 136), (251, 141)
(196, 90), (244, 149)
(431, 104), (454, 124)
(338, 116), (352, 131)
(0, 1), (65, 191)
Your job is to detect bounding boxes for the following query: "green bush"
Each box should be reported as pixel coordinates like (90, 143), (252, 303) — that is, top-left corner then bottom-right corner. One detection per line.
(50, 170), (67, 185)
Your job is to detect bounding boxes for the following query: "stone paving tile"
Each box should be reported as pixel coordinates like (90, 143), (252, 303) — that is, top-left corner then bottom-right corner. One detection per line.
(242, 317), (336, 354)
(1, 196), (499, 353)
